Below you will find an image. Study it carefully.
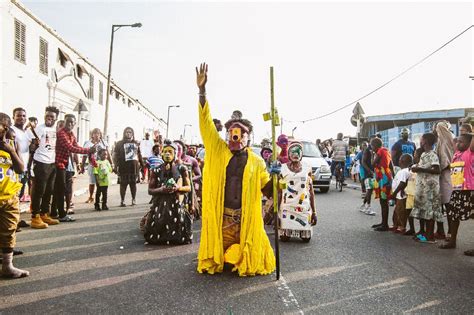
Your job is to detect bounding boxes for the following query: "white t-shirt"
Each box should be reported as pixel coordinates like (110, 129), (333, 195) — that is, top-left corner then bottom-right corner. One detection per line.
(139, 139), (154, 158)
(27, 123), (56, 164)
(392, 168), (411, 199)
(12, 125), (30, 171)
(84, 139), (108, 161)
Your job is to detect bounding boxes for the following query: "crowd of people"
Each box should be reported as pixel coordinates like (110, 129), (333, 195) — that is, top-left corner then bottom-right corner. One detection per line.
(1, 63), (472, 279)
(343, 123), (474, 253)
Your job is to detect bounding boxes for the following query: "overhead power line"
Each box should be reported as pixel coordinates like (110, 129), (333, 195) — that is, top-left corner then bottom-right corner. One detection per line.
(284, 24), (474, 124)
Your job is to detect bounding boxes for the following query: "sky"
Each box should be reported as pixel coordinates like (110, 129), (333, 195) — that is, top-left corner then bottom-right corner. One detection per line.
(23, 0), (473, 144)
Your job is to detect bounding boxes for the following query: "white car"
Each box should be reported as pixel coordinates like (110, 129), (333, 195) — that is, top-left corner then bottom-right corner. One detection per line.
(300, 141), (332, 193)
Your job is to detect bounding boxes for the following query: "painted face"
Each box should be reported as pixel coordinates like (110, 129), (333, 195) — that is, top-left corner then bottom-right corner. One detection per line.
(44, 111), (57, 127)
(162, 147), (175, 163)
(175, 143), (183, 159)
(261, 149), (272, 161)
(187, 146), (197, 157)
(277, 135), (289, 149)
(288, 145), (303, 162)
(227, 126), (249, 152)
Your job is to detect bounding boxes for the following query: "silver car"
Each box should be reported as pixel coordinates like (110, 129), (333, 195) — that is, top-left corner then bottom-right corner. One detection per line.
(300, 141), (332, 193)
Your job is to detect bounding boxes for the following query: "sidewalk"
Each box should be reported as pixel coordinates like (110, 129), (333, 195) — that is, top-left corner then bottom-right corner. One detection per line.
(19, 173), (118, 213)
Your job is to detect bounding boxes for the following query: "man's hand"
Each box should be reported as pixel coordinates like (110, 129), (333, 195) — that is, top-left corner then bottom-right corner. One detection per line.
(0, 135), (14, 154)
(29, 138), (39, 153)
(196, 63), (208, 91)
(311, 212), (317, 226)
(269, 161), (282, 176)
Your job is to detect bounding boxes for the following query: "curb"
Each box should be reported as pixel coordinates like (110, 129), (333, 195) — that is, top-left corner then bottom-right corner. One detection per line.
(20, 186), (89, 213)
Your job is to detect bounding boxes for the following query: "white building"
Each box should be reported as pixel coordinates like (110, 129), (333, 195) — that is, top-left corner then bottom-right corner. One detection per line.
(0, 0), (166, 145)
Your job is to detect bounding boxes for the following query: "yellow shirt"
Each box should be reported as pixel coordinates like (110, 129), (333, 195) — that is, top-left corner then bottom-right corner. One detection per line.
(0, 148), (22, 202)
(197, 101), (276, 276)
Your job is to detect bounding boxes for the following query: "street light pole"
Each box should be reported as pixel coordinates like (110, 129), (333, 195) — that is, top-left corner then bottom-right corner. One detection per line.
(103, 23), (142, 140)
(183, 124), (192, 142)
(292, 126), (297, 138)
(166, 105), (180, 139)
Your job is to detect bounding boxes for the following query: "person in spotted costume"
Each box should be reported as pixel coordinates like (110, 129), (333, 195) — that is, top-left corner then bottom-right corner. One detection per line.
(143, 140), (193, 245)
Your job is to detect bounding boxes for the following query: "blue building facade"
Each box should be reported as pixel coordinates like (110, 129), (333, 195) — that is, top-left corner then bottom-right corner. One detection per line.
(361, 108), (473, 149)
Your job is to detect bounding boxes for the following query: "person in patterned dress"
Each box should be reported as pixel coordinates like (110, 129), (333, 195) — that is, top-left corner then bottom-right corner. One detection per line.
(143, 140), (192, 245)
(371, 137), (394, 231)
(410, 133), (442, 243)
(278, 141), (317, 242)
(439, 133), (474, 252)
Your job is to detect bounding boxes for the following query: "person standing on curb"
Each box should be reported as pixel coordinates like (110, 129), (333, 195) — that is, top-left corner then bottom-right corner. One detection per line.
(55, 114), (95, 222)
(28, 106), (60, 229)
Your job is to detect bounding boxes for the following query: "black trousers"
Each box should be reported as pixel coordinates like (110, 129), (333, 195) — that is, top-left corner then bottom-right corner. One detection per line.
(95, 186), (108, 205)
(51, 171), (74, 216)
(31, 161), (56, 216)
(52, 168), (68, 218)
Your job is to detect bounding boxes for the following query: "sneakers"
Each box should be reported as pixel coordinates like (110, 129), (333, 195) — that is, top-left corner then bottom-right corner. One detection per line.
(58, 215), (76, 222)
(364, 205), (376, 216)
(94, 203), (101, 211)
(40, 214), (59, 225)
(30, 215), (48, 229)
(102, 204), (109, 210)
(358, 204), (366, 212)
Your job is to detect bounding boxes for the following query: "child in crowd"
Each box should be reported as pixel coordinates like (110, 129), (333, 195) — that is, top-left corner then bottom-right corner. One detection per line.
(439, 133), (474, 253)
(359, 140), (375, 215)
(0, 113), (29, 278)
(371, 137), (394, 231)
(410, 133), (441, 243)
(93, 149), (112, 211)
(390, 154), (413, 233)
(404, 148), (424, 236)
(147, 144), (164, 172)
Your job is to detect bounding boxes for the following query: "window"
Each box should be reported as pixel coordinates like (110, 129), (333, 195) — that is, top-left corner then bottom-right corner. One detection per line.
(88, 74), (94, 100)
(76, 64), (88, 79)
(58, 48), (72, 67)
(14, 19), (26, 63)
(99, 81), (104, 105)
(39, 37), (48, 74)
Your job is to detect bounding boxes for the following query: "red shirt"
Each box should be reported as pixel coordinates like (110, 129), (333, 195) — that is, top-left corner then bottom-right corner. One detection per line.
(55, 128), (90, 170)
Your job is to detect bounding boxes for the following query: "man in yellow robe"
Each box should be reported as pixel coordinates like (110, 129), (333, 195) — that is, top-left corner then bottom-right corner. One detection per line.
(196, 63), (276, 276)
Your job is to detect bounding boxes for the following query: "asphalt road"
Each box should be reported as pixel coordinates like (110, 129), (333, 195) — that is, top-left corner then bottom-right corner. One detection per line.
(2, 182), (474, 314)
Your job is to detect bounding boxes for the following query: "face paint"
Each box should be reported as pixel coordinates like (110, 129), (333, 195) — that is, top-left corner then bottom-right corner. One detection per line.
(162, 147), (175, 163)
(277, 134), (289, 149)
(175, 143), (183, 159)
(288, 145), (303, 162)
(227, 126), (249, 152)
(262, 150), (272, 161)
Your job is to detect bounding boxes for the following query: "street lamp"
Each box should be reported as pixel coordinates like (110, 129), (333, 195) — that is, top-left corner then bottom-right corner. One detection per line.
(166, 105), (180, 139)
(103, 22), (142, 139)
(292, 126), (297, 138)
(183, 124), (192, 142)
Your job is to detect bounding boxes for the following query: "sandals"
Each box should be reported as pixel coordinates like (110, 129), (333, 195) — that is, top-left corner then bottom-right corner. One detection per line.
(415, 234), (436, 244)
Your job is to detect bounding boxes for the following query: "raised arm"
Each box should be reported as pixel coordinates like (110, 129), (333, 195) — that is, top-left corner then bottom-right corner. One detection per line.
(196, 63), (208, 107)
(196, 63), (227, 152)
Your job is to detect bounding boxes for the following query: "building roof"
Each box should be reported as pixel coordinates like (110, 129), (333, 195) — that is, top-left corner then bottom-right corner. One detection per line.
(11, 0), (160, 122)
(365, 108), (473, 123)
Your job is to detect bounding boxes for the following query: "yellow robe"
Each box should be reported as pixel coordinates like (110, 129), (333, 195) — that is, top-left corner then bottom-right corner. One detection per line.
(197, 101), (276, 276)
